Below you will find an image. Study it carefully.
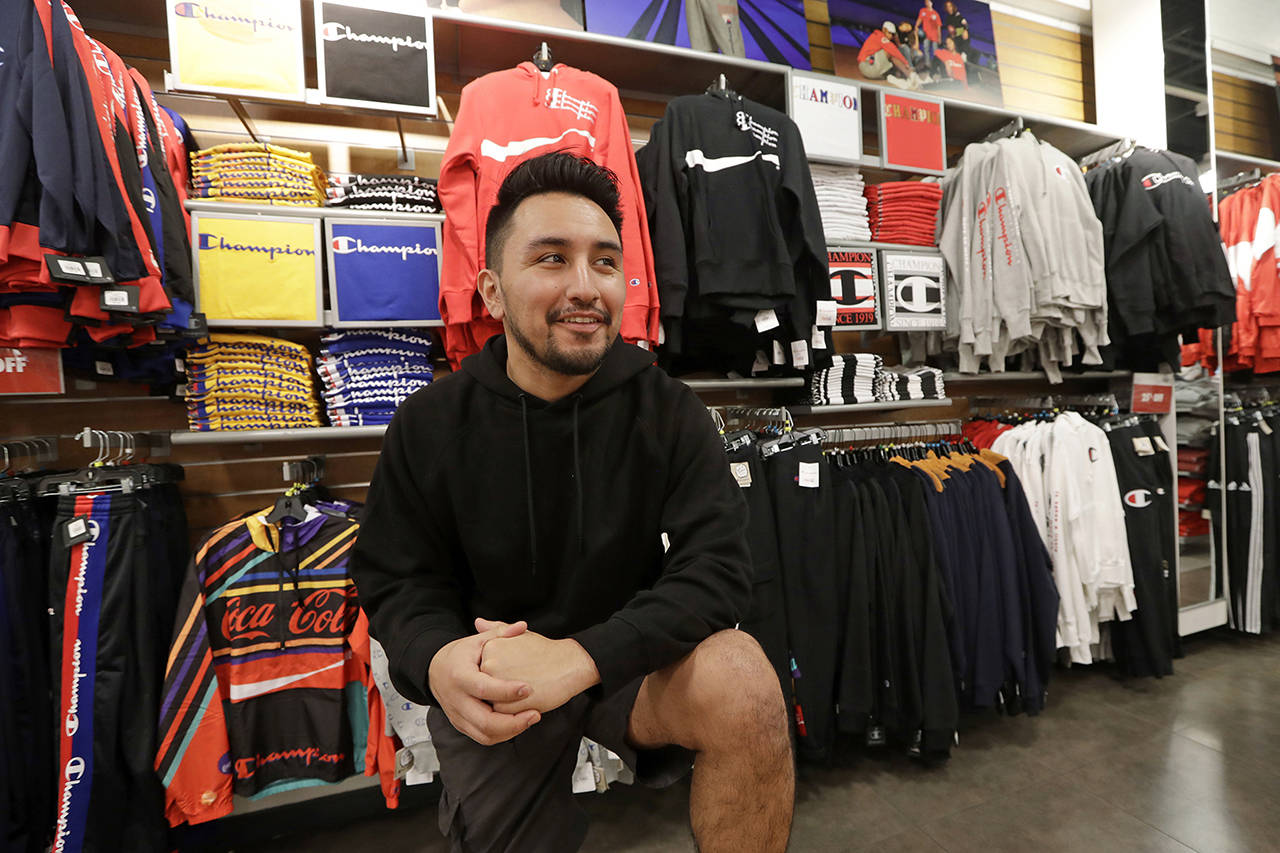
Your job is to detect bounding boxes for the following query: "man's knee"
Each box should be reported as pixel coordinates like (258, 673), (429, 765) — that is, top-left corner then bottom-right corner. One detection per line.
(685, 630), (788, 749)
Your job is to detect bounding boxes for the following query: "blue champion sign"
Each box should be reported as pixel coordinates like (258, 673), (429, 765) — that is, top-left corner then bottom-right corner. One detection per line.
(328, 221), (441, 323)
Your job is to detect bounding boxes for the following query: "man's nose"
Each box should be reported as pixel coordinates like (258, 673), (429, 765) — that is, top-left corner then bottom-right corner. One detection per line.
(564, 259), (600, 302)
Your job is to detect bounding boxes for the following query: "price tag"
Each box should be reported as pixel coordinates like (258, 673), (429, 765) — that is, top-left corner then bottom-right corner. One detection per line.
(798, 461), (820, 488)
(58, 259), (86, 277)
(731, 461), (752, 488)
(63, 516), (92, 547)
(174, 357), (185, 374)
(751, 350), (770, 375)
(84, 260), (103, 278)
(754, 308), (781, 333)
(1132, 436), (1155, 456)
(815, 300), (838, 327)
(45, 255), (114, 284)
(790, 340), (809, 368)
(94, 360), (114, 376)
(1260, 420), (1274, 436)
(1153, 435), (1169, 451)
(771, 340), (785, 365)
(811, 325), (827, 350)
(99, 284), (140, 313)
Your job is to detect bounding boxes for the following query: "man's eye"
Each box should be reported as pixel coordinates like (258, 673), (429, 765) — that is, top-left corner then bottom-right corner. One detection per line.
(539, 253), (565, 264)
(596, 257), (620, 269)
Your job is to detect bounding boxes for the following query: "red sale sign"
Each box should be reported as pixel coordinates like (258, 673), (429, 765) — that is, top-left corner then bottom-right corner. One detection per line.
(0, 347), (64, 395)
(1131, 372), (1173, 414)
(879, 91), (946, 174)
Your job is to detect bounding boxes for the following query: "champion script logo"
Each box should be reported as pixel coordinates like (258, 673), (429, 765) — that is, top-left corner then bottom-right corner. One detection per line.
(1124, 489), (1152, 508)
(331, 236), (436, 260)
(173, 2), (296, 32)
(235, 747), (345, 780)
(198, 233), (315, 260)
(1140, 171), (1195, 190)
(321, 22), (427, 52)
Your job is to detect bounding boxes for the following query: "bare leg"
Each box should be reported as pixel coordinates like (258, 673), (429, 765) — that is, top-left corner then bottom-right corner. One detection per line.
(628, 630), (794, 852)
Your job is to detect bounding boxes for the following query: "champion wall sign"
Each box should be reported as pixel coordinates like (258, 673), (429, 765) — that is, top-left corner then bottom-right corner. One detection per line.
(325, 218), (443, 326)
(788, 71), (862, 165)
(315, 1), (436, 114)
(191, 211), (323, 326)
(881, 250), (946, 331)
(826, 248), (881, 329)
(166, 0), (306, 100)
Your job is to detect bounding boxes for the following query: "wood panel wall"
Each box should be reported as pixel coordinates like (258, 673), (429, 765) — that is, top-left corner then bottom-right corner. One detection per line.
(990, 12), (1095, 123)
(1213, 71), (1280, 160)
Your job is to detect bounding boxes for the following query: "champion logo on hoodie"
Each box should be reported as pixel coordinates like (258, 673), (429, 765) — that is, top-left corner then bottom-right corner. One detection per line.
(1124, 489), (1152, 508)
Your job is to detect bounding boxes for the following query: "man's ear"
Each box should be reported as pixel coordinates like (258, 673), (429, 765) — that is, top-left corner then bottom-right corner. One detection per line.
(478, 267), (506, 321)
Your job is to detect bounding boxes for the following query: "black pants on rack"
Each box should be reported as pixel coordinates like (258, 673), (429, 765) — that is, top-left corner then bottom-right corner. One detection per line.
(1107, 424), (1176, 677)
(726, 444), (791, 700)
(766, 444), (838, 763)
(48, 492), (168, 853)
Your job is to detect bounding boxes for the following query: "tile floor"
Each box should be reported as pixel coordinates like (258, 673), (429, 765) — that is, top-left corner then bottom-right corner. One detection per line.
(226, 629), (1280, 853)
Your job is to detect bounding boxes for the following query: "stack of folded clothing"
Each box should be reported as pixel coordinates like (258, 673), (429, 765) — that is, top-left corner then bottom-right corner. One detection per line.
(874, 365), (946, 400)
(808, 353), (883, 405)
(809, 164), (871, 242)
(327, 174), (442, 214)
(864, 181), (942, 246)
(184, 333), (324, 430)
(190, 142), (327, 206)
(317, 329), (434, 426)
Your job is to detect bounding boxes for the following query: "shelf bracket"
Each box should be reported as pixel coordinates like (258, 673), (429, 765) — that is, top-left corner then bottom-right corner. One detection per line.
(226, 98), (262, 143)
(395, 117), (415, 170)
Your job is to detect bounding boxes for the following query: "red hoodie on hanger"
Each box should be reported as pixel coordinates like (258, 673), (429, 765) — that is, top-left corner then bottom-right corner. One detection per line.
(438, 61), (659, 367)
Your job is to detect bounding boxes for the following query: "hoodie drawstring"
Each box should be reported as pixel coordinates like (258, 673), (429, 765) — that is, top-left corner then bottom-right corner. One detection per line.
(572, 394), (584, 555)
(519, 394), (539, 575)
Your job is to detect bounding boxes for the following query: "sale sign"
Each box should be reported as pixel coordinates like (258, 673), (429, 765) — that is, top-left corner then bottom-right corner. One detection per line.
(0, 347), (65, 395)
(1131, 372), (1174, 414)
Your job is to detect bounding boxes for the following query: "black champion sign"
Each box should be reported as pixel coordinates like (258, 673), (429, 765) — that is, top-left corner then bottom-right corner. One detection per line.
(317, 2), (433, 111)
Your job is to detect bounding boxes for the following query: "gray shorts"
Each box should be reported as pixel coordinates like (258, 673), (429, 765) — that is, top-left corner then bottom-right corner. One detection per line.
(427, 676), (694, 853)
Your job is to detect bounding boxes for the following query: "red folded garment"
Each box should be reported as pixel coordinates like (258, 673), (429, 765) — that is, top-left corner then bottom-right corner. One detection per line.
(1178, 476), (1207, 506)
(1179, 509), (1210, 537)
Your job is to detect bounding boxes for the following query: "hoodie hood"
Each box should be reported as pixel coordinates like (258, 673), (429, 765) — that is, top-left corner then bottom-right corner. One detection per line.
(461, 334), (656, 408)
(460, 334), (656, 574)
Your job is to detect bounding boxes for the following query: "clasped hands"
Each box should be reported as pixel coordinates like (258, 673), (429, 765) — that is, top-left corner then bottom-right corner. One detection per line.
(427, 617), (600, 746)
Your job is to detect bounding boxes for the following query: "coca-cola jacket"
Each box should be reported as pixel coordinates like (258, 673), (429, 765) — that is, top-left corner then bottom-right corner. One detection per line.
(155, 510), (395, 826)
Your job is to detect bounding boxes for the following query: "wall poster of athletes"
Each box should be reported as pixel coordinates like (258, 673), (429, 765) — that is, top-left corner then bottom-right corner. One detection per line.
(425, 0), (585, 30)
(583, 0), (812, 70)
(827, 0), (1003, 107)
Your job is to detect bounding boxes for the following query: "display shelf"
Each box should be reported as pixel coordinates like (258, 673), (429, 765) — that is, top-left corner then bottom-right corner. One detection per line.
(788, 398), (953, 415)
(169, 426), (388, 445)
(680, 377), (806, 390)
(185, 199), (445, 223)
(941, 370), (1132, 382)
(826, 239), (938, 252)
(1216, 150), (1280, 176)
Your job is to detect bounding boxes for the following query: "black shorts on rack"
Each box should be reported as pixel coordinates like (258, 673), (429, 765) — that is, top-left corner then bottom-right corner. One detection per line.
(426, 676), (693, 853)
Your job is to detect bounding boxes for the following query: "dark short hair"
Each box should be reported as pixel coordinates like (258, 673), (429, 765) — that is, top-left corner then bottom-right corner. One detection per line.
(483, 152), (624, 270)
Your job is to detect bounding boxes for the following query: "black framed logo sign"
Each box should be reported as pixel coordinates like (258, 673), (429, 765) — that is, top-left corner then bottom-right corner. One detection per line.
(881, 250), (945, 331)
(827, 248), (881, 329)
(314, 1), (437, 114)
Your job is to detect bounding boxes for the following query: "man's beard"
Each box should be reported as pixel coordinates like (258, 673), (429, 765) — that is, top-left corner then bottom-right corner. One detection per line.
(507, 305), (614, 376)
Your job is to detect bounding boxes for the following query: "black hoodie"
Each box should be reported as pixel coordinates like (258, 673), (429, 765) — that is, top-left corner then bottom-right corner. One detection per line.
(351, 335), (753, 707)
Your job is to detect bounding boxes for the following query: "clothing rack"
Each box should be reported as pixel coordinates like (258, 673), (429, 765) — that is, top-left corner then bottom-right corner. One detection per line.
(73, 427), (172, 461)
(1078, 136), (1136, 170)
(983, 116), (1024, 142)
(714, 406), (794, 433)
(1217, 168), (1262, 197)
(0, 435), (59, 473)
(821, 419), (964, 446)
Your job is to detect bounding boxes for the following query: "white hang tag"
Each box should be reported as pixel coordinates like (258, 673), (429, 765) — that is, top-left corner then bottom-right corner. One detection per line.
(811, 325), (827, 350)
(772, 340), (786, 364)
(1260, 421), (1274, 436)
(731, 461), (752, 488)
(1152, 435), (1170, 451)
(815, 300), (838, 327)
(1132, 436), (1155, 456)
(790, 340), (809, 368)
(751, 350), (770, 374)
(798, 461), (820, 488)
(754, 308), (780, 333)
